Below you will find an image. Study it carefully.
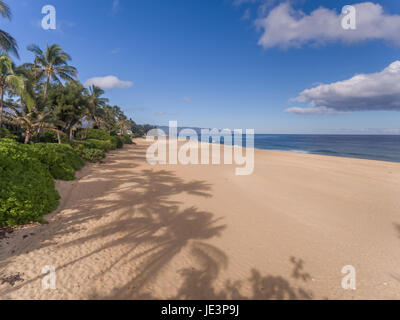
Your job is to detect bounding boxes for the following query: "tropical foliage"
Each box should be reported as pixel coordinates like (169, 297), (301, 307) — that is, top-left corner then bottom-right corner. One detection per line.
(0, 0), (18, 58)
(0, 139), (60, 226)
(26, 43), (77, 97)
(30, 143), (85, 180)
(0, 1), (158, 227)
(0, 42), (147, 143)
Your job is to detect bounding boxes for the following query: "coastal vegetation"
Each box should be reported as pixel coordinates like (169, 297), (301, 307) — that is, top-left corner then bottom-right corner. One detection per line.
(0, 1), (155, 227)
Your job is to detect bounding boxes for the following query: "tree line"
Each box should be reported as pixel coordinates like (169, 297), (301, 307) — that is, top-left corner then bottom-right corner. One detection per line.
(0, 1), (155, 144)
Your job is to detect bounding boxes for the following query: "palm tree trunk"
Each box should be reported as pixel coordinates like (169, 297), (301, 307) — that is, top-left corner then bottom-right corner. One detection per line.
(84, 120), (92, 139)
(43, 74), (50, 98)
(69, 128), (74, 142)
(24, 130), (31, 144)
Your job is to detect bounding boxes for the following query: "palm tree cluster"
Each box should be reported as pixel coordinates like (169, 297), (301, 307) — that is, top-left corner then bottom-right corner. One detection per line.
(0, 43), (139, 144)
(0, 1), (150, 144)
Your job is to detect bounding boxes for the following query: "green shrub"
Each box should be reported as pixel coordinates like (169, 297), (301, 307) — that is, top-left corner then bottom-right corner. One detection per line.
(109, 138), (117, 150)
(85, 129), (127, 149)
(31, 143), (84, 181)
(39, 132), (58, 143)
(111, 136), (124, 149)
(122, 134), (133, 144)
(0, 128), (17, 140)
(87, 129), (111, 141)
(74, 146), (105, 162)
(75, 130), (86, 140)
(0, 139), (60, 227)
(71, 140), (110, 152)
(85, 139), (113, 152)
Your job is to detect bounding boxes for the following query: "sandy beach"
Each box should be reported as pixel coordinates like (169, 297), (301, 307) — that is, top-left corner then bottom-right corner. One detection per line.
(1, 138), (400, 300)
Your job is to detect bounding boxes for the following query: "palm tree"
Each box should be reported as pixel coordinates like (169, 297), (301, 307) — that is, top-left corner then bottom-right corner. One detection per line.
(117, 112), (129, 135)
(26, 43), (77, 97)
(0, 1), (18, 58)
(84, 85), (108, 137)
(99, 105), (117, 134)
(5, 105), (62, 144)
(4, 66), (63, 144)
(0, 54), (23, 128)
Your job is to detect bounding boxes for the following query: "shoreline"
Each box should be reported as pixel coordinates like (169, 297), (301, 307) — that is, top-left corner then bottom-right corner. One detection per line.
(157, 134), (400, 164)
(154, 135), (400, 165)
(1, 138), (400, 300)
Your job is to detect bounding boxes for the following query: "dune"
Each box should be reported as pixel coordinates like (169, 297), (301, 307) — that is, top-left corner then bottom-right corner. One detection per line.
(1, 138), (400, 300)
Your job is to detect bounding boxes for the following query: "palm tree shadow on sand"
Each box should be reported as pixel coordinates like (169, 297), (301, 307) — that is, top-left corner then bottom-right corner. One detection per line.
(167, 251), (313, 300)
(0, 145), (226, 297)
(1, 144), (313, 300)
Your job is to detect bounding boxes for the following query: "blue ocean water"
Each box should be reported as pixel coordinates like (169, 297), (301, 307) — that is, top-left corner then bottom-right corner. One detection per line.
(252, 135), (400, 163)
(163, 127), (400, 163)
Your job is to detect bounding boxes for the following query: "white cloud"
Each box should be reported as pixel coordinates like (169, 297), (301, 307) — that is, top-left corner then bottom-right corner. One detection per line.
(286, 60), (400, 114)
(285, 106), (344, 115)
(183, 97), (192, 103)
(256, 2), (400, 49)
(258, 0), (280, 15)
(84, 76), (133, 89)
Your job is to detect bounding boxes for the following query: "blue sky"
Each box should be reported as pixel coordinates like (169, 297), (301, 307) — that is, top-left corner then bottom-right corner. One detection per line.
(4, 0), (400, 133)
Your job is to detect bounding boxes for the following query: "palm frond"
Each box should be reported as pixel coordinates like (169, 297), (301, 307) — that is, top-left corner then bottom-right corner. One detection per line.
(0, 30), (18, 58)
(0, 1), (11, 20)
(27, 44), (44, 58)
(57, 65), (78, 77)
(6, 74), (24, 93)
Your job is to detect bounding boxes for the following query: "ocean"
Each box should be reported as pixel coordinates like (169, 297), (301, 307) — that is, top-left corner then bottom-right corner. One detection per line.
(157, 126), (400, 163)
(251, 134), (400, 163)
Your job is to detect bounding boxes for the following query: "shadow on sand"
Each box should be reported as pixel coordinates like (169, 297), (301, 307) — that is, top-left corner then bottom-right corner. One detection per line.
(1, 144), (313, 300)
